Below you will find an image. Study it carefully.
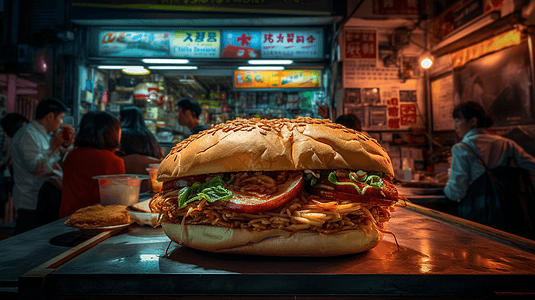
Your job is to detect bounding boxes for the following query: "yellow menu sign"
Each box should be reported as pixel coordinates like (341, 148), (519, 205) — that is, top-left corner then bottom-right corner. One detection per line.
(234, 70), (321, 89)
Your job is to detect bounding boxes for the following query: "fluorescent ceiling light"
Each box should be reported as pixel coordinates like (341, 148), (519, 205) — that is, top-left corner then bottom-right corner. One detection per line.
(248, 60), (293, 65)
(142, 59), (189, 64)
(122, 67), (150, 75)
(238, 66), (285, 70)
(147, 66), (198, 70)
(98, 65), (142, 69)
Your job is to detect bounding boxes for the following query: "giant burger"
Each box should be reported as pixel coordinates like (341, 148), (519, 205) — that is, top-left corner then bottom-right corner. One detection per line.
(150, 117), (406, 256)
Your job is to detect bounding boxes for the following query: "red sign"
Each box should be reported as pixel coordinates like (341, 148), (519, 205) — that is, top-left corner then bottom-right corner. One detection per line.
(400, 103), (417, 125)
(388, 118), (400, 129)
(388, 107), (399, 117)
(343, 29), (377, 60)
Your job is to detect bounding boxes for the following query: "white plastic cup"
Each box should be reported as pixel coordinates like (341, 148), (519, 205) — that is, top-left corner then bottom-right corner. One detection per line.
(93, 175), (148, 206)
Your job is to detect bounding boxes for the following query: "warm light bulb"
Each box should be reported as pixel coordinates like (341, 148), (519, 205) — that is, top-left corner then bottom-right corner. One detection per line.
(420, 57), (433, 69)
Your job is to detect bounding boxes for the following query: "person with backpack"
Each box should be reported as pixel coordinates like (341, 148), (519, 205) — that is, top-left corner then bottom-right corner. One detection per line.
(444, 101), (535, 236)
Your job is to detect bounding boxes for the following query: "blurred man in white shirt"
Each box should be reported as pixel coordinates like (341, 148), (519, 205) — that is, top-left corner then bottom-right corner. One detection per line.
(10, 98), (74, 234)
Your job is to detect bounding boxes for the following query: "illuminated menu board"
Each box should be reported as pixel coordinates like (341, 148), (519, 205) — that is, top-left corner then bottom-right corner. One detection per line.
(98, 31), (172, 57)
(172, 30), (221, 58)
(95, 28), (323, 59)
(234, 70), (322, 90)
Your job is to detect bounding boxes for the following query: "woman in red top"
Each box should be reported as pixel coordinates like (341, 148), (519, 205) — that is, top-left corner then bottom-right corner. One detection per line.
(59, 111), (125, 218)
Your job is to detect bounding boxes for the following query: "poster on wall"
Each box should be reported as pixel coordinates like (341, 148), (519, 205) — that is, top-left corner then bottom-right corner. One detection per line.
(342, 28), (377, 63)
(453, 41), (532, 126)
(343, 60), (398, 88)
(431, 73), (455, 131)
(342, 82), (422, 131)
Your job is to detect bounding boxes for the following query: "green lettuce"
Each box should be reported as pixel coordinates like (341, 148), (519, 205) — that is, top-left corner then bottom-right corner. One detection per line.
(177, 176), (233, 209)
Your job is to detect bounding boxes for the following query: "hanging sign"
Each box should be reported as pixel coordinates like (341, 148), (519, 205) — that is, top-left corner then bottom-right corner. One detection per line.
(261, 29), (323, 59)
(98, 31), (172, 57)
(221, 30), (262, 59)
(94, 28), (323, 59)
(451, 29), (521, 68)
(171, 30), (221, 58)
(234, 70), (321, 89)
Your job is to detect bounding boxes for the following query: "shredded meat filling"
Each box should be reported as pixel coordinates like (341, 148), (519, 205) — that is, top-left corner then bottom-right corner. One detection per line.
(151, 190), (393, 234)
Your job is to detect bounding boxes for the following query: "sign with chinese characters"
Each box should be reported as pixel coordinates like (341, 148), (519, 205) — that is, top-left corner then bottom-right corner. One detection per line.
(372, 0), (425, 15)
(429, 0), (487, 43)
(172, 30), (220, 58)
(234, 70), (321, 90)
(221, 30), (262, 59)
(261, 29), (323, 59)
(343, 29), (377, 61)
(94, 28), (323, 59)
(98, 31), (171, 57)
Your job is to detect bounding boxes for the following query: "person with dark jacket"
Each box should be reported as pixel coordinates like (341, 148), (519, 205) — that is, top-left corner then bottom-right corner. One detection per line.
(444, 101), (535, 201)
(1, 113), (29, 222)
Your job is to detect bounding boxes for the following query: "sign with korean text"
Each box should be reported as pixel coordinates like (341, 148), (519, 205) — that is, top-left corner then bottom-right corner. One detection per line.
(221, 30), (262, 59)
(172, 30), (220, 58)
(261, 29), (323, 59)
(98, 31), (172, 57)
(343, 29), (377, 61)
(234, 70), (321, 90)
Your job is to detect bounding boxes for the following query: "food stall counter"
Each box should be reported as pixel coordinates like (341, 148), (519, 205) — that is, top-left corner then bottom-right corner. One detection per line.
(0, 218), (86, 296)
(16, 204), (535, 299)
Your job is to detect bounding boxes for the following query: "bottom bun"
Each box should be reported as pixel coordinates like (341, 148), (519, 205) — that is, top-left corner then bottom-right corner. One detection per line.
(162, 223), (384, 257)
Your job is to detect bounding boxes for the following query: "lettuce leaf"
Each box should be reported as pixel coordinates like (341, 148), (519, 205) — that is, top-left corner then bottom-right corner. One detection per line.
(328, 172), (368, 195)
(177, 176), (233, 209)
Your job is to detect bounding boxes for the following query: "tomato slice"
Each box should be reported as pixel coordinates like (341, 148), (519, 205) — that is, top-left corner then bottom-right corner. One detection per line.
(162, 174), (209, 191)
(224, 171), (304, 213)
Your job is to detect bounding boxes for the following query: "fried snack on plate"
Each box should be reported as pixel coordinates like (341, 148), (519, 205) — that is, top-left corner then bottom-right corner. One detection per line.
(65, 205), (130, 228)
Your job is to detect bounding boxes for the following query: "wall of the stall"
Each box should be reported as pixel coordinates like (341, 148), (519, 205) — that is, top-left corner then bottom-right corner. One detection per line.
(338, 15), (430, 180)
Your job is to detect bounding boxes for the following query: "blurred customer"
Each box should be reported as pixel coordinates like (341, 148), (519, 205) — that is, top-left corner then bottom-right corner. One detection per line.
(118, 106), (164, 176)
(444, 101), (535, 233)
(119, 106), (164, 160)
(176, 98), (207, 137)
(335, 114), (362, 131)
(10, 98), (74, 234)
(58, 111), (124, 219)
(1, 113), (29, 179)
(1, 113), (29, 223)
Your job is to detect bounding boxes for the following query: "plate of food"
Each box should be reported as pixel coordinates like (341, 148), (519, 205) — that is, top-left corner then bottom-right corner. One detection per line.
(66, 222), (133, 236)
(65, 204), (133, 235)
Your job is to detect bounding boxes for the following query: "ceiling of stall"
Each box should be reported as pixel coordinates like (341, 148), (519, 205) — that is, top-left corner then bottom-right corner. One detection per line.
(154, 69), (236, 96)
